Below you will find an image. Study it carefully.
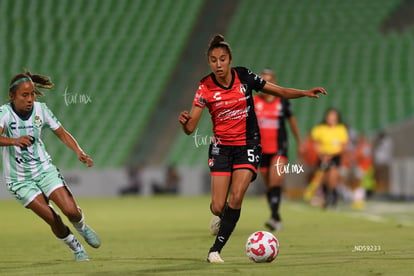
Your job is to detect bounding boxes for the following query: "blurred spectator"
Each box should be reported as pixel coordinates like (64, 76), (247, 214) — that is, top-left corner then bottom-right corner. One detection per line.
(299, 131), (319, 183)
(119, 163), (143, 195)
(351, 134), (374, 209)
(300, 131), (320, 202)
(152, 165), (180, 195)
(373, 130), (393, 195)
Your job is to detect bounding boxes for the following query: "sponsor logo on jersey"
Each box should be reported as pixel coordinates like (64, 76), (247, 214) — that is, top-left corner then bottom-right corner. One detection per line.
(9, 122), (34, 130)
(15, 155), (41, 165)
(208, 158), (214, 167)
(247, 69), (264, 82)
(213, 92), (222, 100)
(217, 106), (250, 121)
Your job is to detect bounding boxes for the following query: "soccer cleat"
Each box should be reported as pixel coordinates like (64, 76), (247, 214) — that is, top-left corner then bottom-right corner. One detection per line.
(74, 250), (89, 262)
(265, 218), (283, 232)
(209, 216), (221, 236)
(79, 225), (101, 248)
(207, 251), (224, 263)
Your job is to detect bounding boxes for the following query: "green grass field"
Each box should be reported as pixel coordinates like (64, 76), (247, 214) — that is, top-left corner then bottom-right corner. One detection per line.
(0, 196), (413, 275)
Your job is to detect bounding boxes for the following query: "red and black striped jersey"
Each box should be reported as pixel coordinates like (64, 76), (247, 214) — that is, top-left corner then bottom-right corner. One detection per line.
(193, 67), (266, 146)
(254, 95), (293, 154)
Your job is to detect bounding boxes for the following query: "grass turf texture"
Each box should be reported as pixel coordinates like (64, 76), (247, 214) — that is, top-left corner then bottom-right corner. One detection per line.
(0, 196), (413, 275)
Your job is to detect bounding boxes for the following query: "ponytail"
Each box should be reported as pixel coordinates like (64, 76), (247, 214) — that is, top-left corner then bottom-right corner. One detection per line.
(9, 69), (54, 98)
(207, 34), (232, 60)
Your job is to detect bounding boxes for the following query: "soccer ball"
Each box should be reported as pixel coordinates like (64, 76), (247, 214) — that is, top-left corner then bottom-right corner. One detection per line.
(209, 216), (221, 235)
(245, 231), (279, 263)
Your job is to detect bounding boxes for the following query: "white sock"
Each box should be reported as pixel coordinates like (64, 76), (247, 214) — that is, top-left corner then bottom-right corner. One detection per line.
(60, 232), (85, 253)
(72, 211), (86, 233)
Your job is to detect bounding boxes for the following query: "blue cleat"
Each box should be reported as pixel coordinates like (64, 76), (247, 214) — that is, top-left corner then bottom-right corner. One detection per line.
(80, 225), (101, 248)
(74, 250), (89, 262)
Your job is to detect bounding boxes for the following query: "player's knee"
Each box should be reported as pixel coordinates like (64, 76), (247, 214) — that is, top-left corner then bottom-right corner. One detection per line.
(44, 210), (64, 227)
(61, 207), (82, 222)
(210, 202), (225, 216)
(228, 194), (244, 209)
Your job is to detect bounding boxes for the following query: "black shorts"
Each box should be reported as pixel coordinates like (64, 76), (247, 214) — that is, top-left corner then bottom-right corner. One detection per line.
(318, 155), (341, 170)
(260, 153), (288, 171)
(208, 143), (262, 182)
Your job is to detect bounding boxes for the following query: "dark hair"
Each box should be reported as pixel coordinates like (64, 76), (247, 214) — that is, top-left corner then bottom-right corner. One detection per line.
(261, 68), (277, 83)
(9, 69), (54, 99)
(322, 107), (343, 124)
(207, 34), (232, 60)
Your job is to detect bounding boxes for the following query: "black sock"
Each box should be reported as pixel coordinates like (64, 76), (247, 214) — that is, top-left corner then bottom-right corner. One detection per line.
(268, 186), (281, 221)
(325, 188), (338, 207)
(331, 188), (338, 206)
(266, 191), (271, 203)
(209, 206), (240, 253)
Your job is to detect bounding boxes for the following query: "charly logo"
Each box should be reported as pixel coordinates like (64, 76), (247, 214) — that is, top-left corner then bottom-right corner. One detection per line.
(9, 122), (34, 130)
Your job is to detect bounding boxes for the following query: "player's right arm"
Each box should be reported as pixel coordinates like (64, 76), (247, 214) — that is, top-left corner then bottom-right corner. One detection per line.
(261, 82), (327, 99)
(179, 106), (203, 135)
(0, 127), (32, 147)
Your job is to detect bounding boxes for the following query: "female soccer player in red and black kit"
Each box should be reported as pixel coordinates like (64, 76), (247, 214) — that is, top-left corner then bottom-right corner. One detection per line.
(178, 34), (326, 263)
(254, 69), (301, 232)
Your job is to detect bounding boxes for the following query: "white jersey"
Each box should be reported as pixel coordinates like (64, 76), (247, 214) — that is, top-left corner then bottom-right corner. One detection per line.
(0, 102), (61, 183)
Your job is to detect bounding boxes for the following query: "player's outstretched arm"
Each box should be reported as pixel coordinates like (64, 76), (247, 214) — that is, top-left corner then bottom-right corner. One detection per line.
(53, 126), (93, 167)
(178, 106), (203, 135)
(261, 82), (327, 99)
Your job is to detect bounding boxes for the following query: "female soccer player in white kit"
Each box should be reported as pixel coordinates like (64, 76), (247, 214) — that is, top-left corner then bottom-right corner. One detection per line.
(0, 70), (101, 261)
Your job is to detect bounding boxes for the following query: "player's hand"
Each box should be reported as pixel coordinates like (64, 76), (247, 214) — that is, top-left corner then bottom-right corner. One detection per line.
(78, 151), (93, 167)
(14, 136), (33, 147)
(305, 87), (327, 98)
(178, 110), (190, 125)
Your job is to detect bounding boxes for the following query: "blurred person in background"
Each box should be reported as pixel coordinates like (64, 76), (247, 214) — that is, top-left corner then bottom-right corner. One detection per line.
(351, 134), (373, 209)
(311, 108), (349, 209)
(152, 165), (180, 195)
(254, 69), (301, 231)
(373, 130), (393, 195)
(119, 163), (143, 195)
(178, 34), (326, 263)
(301, 130), (320, 202)
(0, 70), (100, 261)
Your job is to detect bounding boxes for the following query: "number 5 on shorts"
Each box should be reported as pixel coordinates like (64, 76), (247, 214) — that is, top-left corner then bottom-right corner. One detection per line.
(247, 149), (259, 163)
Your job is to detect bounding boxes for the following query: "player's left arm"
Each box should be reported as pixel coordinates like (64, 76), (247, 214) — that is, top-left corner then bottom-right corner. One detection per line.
(261, 82), (327, 99)
(53, 126), (93, 167)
